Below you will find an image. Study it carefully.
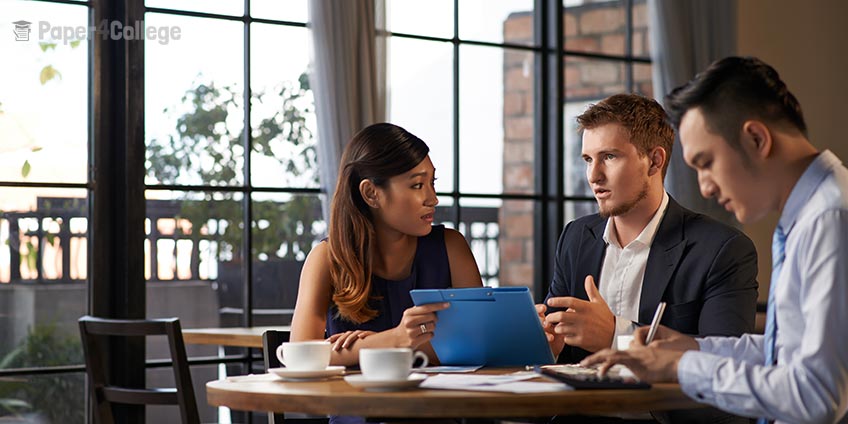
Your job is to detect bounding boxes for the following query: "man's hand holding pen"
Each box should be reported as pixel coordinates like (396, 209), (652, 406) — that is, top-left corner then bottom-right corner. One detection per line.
(580, 324), (701, 383)
(636, 324), (700, 352)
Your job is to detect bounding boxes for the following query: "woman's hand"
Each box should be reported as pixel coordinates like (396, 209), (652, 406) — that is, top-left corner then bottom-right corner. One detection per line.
(327, 330), (376, 351)
(392, 302), (450, 349)
(536, 303), (566, 357)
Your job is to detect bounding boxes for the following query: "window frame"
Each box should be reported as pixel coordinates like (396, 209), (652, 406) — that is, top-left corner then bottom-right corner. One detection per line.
(0, 2), (652, 423)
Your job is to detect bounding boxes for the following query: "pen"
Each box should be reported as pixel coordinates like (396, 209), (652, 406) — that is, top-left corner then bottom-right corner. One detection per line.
(644, 302), (667, 345)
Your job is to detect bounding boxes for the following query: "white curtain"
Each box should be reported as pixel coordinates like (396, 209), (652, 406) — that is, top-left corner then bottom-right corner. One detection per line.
(308, 0), (387, 222)
(650, 0), (737, 223)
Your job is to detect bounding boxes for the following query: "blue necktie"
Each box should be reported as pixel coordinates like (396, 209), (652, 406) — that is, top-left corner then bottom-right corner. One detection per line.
(757, 226), (786, 424)
(764, 226), (786, 366)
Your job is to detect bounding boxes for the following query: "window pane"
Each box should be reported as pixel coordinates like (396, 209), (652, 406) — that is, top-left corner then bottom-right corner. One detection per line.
(387, 0), (453, 38)
(1, 188), (87, 381)
(144, 189), (241, 357)
(492, 198), (536, 297)
(564, 200), (599, 225)
(388, 37), (454, 191)
(0, 1), (88, 184)
(456, 198), (502, 288)
(435, 195), (454, 209)
(563, 99), (594, 198)
(460, 45), (534, 195)
(1, 188), (88, 283)
(632, 0), (649, 57)
(460, 0), (535, 46)
(563, 0), (626, 56)
(565, 56), (626, 99)
(633, 62), (653, 97)
(251, 193), (325, 326)
(250, 24), (317, 188)
(145, 13), (244, 186)
(145, 0), (242, 17)
(0, 372), (85, 424)
(251, 0), (308, 23)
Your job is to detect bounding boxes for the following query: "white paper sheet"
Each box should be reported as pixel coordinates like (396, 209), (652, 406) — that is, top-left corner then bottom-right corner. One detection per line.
(420, 372), (570, 393)
(420, 365), (483, 373)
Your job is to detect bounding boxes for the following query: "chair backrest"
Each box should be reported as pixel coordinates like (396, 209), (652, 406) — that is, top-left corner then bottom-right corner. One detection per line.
(262, 329), (291, 371)
(262, 330), (328, 424)
(263, 329), (289, 424)
(79, 316), (200, 424)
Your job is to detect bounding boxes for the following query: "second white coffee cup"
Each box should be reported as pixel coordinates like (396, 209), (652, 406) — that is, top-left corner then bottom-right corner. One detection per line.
(359, 348), (428, 381)
(276, 341), (331, 371)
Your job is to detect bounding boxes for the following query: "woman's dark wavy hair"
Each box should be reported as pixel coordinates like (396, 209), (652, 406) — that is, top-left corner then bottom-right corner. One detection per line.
(665, 56), (807, 152)
(328, 123), (429, 323)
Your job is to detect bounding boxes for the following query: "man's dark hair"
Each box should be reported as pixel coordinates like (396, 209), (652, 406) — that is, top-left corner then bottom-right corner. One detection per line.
(665, 56), (807, 151)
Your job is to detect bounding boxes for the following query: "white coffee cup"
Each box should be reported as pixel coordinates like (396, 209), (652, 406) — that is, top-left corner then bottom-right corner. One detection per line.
(616, 335), (635, 351)
(276, 341), (331, 371)
(359, 348), (429, 381)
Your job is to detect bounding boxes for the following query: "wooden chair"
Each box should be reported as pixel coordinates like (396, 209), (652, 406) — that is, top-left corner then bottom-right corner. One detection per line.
(79, 316), (200, 424)
(263, 329), (328, 424)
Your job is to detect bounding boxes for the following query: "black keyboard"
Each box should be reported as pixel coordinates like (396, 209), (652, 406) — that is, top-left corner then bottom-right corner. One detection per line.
(534, 364), (651, 390)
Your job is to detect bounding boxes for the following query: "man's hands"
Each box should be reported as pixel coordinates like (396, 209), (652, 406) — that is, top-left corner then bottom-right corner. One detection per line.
(544, 276), (615, 353)
(632, 324), (699, 352)
(536, 303), (566, 356)
(580, 344), (684, 383)
(580, 324), (699, 383)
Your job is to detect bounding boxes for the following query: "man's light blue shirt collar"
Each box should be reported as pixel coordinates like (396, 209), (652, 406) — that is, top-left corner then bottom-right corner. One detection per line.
(779, 150), (840, 234)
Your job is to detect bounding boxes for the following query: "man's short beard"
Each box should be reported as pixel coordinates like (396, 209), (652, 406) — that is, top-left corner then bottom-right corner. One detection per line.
(599, 180), (650, 218)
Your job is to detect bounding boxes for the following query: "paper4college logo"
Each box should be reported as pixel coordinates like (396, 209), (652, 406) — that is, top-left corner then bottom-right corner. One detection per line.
(13, 20), (32, 41)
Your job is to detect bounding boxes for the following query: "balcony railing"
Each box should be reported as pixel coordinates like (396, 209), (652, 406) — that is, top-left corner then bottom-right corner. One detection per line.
(1, 197), (500, 286)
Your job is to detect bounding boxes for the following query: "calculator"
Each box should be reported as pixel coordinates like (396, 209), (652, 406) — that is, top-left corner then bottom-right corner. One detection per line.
(534, 364), (651, 390)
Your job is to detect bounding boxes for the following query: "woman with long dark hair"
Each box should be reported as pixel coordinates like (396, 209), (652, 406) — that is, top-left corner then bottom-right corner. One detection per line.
(290, 123), (482, 366)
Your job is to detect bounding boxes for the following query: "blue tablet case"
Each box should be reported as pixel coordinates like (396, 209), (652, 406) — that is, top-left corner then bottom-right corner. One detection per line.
(410, 287), (555, 367)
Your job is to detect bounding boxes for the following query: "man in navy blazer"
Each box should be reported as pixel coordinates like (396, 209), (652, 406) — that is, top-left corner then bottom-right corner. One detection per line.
(547, 194), (759, 363)
(538, 94), (758, 422)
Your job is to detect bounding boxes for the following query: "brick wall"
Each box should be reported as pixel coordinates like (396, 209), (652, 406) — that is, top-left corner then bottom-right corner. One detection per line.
(500, 1), (651, 290)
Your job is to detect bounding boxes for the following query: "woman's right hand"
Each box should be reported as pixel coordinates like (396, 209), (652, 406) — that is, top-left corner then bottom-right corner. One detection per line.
(327, 330), (376, 351)
(536, 303), (566, 357)
(392, 302), (450, 349)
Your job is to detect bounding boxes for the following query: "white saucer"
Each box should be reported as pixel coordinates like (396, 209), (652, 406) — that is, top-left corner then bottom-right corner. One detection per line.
(343, 373), (427, 391)
(269, 366), (345, 381)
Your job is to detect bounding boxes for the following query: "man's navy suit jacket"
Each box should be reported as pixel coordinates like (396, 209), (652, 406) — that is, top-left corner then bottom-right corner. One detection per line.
(546, 196), (759, 364)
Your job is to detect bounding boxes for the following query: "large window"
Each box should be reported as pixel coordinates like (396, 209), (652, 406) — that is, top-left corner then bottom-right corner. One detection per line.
(1, 1), (89, 422)
(142, 1), (317, 421)
(1, 0), (318, 422)
(0, 1), (650, 422)
(386, 0), (652, 296)
(562, 0), (652, 221)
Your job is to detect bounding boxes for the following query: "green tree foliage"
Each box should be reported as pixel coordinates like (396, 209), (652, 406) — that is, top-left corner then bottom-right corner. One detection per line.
(146, 72), (321, 263)
(1, 324), (84, 423)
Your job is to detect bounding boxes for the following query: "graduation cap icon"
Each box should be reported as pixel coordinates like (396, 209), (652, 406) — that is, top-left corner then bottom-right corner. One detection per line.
(13, 20), (32, 41)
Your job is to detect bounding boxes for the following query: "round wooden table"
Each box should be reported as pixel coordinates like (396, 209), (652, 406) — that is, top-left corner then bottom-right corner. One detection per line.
(206, 370), (701, 418)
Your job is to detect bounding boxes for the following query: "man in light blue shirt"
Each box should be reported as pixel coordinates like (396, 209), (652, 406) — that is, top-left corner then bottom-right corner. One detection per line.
(582, 56), (848, 423)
